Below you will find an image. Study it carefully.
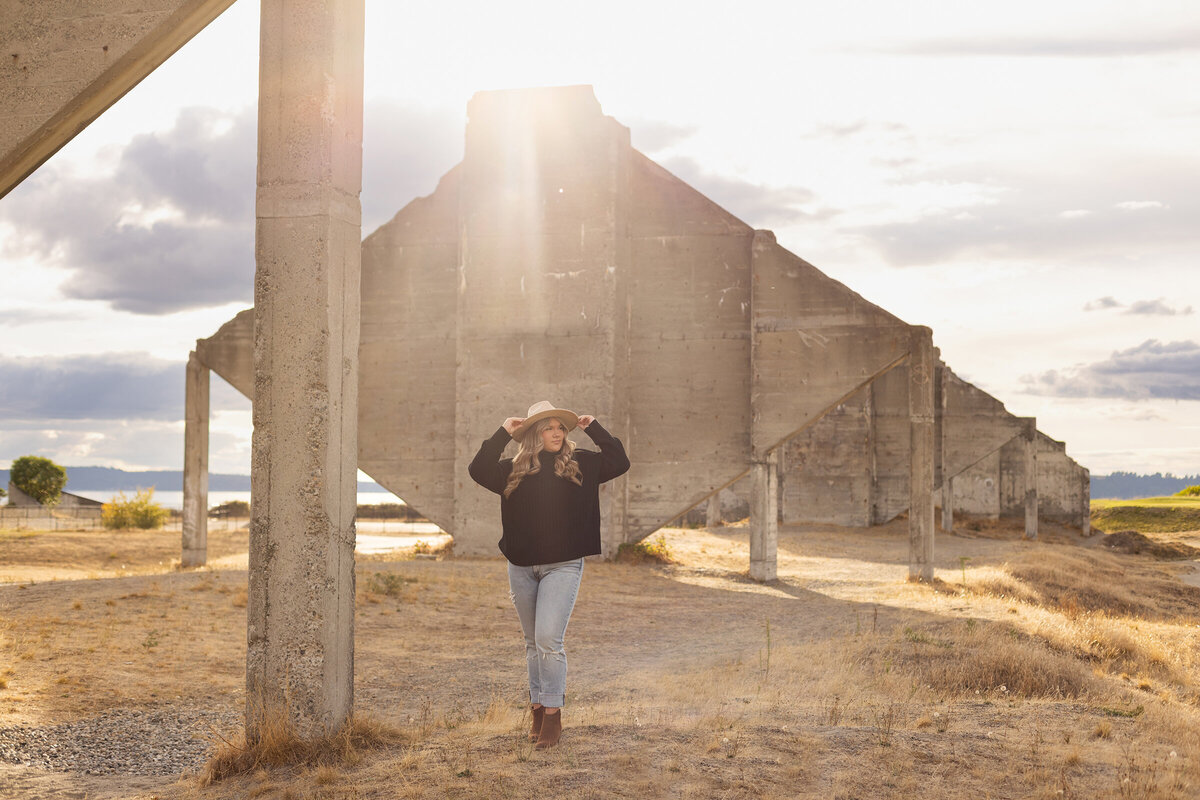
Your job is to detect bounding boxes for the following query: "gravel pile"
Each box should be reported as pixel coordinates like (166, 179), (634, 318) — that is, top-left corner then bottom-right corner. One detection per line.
(0, 707), (239, 776)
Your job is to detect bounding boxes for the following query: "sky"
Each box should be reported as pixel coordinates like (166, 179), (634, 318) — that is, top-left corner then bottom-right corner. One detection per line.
(1, 0), (1198, 479)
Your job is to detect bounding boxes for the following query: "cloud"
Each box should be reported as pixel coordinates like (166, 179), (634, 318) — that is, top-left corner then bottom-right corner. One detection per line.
(868, 32), (1200, 58)
(851, 159), (1200, 267)
(1022, 340), (1200, 401)
(0, 308), (77, 326)
(626, 118), (698, 153)
(1081, 296), (1192, 315)
(0, 353), (245, 422)
(1083, 296), (1121, 311)
(809, 120), (911, 140)
(660, 156), (833, 227)
(1, 106), (257, 315)
(0, 419), (187, 473)
(1116, 200), (1168, 211)
(0, 102), (465, 314)
(1125, 299), (1193, 316)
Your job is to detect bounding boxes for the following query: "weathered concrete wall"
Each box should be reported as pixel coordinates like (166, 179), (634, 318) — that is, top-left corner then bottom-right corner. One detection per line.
(624, 152), (753, 541)
(998, 428), (1033, 518)
(0, 0), (235, 198)
(869, 364), (911, 524)
(750, 231), (910, 459)
(359, 169), (461, 530)
(780, 384), (873, 526)
(952, 450), (1002, 517)
(942, 371), (1026, 479)
(1036, 432), (1091, 528)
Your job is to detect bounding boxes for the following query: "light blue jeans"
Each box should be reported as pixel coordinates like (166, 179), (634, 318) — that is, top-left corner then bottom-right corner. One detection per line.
(507, 558), (584, 708)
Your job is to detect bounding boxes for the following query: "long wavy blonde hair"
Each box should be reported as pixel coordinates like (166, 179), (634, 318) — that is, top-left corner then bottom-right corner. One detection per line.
(503, 417), (583, 498)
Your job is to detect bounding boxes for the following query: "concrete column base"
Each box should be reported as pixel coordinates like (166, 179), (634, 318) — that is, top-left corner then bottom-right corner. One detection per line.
(940, 478), (954, 533)
(706, 494), (721, 528)
(749, 454), (778, 582)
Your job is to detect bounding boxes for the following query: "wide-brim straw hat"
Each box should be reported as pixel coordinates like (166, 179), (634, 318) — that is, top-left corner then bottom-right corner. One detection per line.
(512, 400), (579, 438)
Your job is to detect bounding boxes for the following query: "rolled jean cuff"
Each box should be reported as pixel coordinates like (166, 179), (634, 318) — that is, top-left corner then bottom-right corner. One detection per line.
(536, 692), (565, 708)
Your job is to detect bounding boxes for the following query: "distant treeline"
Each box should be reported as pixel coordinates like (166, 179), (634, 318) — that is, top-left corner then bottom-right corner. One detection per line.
(0, 466), (386, 494)
(4, 465), (1193, 502)
(1090, 472), (1200, 500)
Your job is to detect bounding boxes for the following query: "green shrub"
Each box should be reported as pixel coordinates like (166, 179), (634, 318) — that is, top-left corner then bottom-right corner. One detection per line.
(102, 488), (170, 530)
(614, 534), (675, 565)
(1175, 485), (1200, 497)
(10, 455), (67, 506)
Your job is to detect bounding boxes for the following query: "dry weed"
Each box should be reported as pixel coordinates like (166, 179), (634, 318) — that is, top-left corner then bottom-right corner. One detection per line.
(980, 549), (1200, 623)
(881, 619), (1093, 698)
(201, 703), (406, 784)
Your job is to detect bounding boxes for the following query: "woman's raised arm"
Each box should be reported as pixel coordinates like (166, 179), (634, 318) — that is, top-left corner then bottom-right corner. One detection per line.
(468, 424), (515, 494)
(580, 418), (630, 483)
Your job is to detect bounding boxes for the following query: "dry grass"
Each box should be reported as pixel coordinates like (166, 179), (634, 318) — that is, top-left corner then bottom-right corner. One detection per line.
(202, 706), (406, 784)
(977, 548), (1200, 622)
(2, 520), (1200, 799)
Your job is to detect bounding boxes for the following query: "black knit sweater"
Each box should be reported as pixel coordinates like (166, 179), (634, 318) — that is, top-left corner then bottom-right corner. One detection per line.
(468, 420), (631, 566)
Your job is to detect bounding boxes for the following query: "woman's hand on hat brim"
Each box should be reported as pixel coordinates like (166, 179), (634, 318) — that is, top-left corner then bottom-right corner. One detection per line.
(576, 414), (595, 429)
(503, 417), (526, 436)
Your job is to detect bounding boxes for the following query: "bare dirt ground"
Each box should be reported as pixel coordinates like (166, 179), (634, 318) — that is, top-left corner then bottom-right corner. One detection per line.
(1, 518), (1199, 799)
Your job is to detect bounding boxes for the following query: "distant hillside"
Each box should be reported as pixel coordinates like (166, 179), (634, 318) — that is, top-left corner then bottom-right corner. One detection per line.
(1, 466), (385, 493)
(1090, 472), (1200, 500)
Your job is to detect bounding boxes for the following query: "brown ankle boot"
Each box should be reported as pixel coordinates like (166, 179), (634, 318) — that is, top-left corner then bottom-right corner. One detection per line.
(528, 706), (544, 742)
(535, 709), (562, 749)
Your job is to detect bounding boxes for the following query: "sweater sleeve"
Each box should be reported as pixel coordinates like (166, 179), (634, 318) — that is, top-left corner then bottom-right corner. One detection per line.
(582, 420), (631, 483)
(468, 426), (513, 495)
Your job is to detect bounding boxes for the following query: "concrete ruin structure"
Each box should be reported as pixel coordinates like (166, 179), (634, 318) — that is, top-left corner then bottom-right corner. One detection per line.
(183, 83), (1084, 591)
(778, 364), (1091, 536)
(4, 0), (1089, 738)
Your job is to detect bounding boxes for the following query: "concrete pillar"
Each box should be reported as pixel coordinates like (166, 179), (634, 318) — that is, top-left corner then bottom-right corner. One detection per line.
(941, 478), (954, 532)
(937, 361), (951, 532)
(247, 0), (364, 740)
(865, 381), (878, 525)
(1080, 467), (1092, 536)
(908, 328), (935, 581)
(182, 351), (209, 567)
(749, 452), (779, 582)
(706, 494), (721, 528)
(1023, 418), (1039, 539)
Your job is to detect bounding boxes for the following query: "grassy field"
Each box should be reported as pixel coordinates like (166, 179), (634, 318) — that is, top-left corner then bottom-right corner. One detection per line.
(1091, 497), (1200, 510)
(1090, 497), (1200, 535)
(1, 518), (1199, 799)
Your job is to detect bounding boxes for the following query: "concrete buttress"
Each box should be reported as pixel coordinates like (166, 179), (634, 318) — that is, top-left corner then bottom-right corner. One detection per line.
(0, 0), (237, 199)
(182, 351), (209, 567)
(247, 0), (364, 738)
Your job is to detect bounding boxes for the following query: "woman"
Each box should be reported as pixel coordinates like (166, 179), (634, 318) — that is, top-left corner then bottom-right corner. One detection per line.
(468, 400), (630, 749)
